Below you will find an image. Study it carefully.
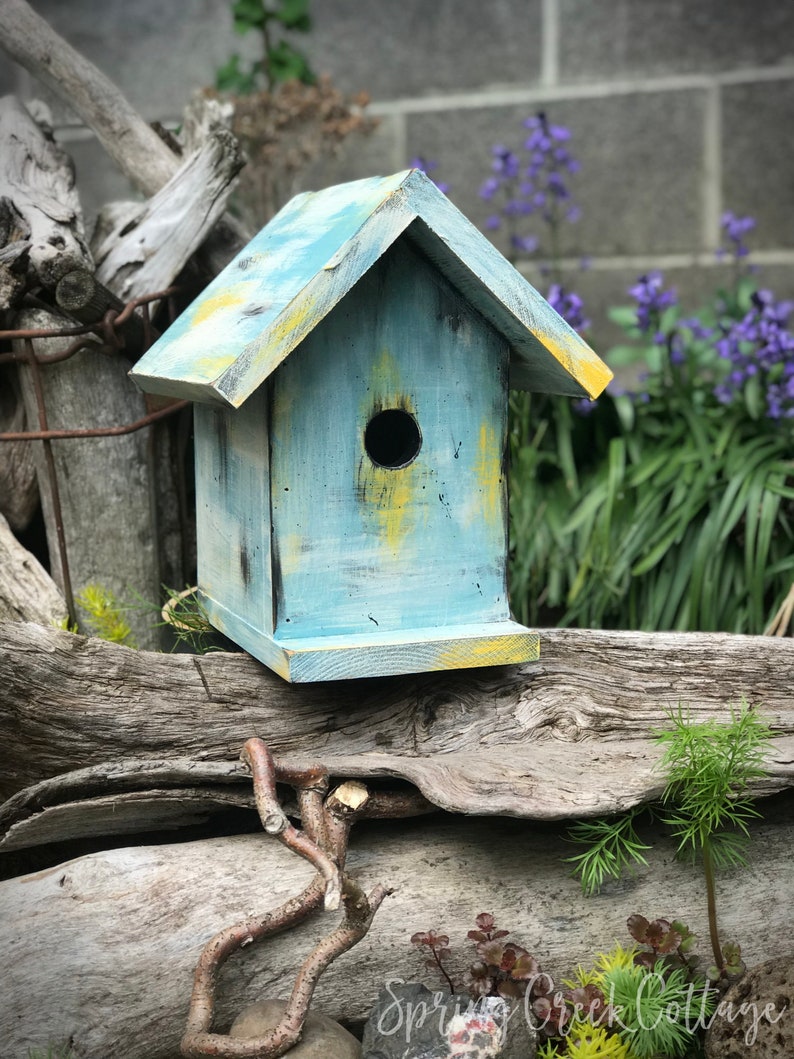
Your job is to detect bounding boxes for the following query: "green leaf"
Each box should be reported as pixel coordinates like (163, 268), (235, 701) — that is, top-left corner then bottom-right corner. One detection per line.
(276, 0), (312, 30)
(743, 374), (763, 420)
(267, 39), (316, 83)
(608, 305), (640, 330)
(232, 0), (267, 29)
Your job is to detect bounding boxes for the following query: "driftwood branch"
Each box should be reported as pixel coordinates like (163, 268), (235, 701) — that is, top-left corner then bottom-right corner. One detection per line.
(1, 622), (792, 837)
(0, 0), (178, 197)
(0, 511), (66, 624)
(93, 124), (245, 302)
(181, 738), (391, 1059)
(0, 94), (92, 305)
(2, 803), (793, 1059)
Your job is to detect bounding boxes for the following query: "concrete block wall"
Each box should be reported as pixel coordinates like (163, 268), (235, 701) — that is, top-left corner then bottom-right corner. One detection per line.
(6, 0), (794, 352)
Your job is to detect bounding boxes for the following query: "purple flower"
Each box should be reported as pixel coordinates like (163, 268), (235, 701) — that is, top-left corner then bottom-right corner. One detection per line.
(712, 289), (794, 417)
(547, 283), (590, 332)
(628, 271), (677, 334)
(718, 211), (756, 261)
(481, 111), (582, 262)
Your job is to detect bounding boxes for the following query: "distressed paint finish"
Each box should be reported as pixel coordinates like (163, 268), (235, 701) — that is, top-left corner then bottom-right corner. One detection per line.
(130, 170), (612, 406)
(194, 394), (273, 638)
(269, 239), (509, 639)
(128, 169), (614, 680)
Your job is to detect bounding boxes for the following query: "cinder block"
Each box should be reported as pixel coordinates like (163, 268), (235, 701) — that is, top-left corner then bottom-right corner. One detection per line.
(558, 0), (794, 82)
(722, 80), (794, 250)
(19, 0), (258, 122)
(406, 89), (707, 260)
(306, 0), (542, 99)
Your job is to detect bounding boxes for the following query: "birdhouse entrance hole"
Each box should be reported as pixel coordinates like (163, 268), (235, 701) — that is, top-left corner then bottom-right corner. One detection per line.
(364, 408), (422, 469)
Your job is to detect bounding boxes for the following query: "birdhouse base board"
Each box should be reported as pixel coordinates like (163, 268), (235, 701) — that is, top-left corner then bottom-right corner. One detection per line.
(200, 595), (539, 682)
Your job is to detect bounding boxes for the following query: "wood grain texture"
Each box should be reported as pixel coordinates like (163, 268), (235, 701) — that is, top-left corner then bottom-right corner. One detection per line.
(1, 806), (793, 1059)
(0, 94), (92, 303)
(1, 621), (792, 828)
(0, 512), (66, 626)
(15, 310), (161, 649)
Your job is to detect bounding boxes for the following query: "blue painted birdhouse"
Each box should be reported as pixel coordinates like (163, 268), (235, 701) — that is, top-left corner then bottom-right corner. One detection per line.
(131, 170), (611, 682)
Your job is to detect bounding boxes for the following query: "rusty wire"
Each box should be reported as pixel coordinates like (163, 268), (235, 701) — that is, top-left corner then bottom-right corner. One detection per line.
(0, 286), (186, 625)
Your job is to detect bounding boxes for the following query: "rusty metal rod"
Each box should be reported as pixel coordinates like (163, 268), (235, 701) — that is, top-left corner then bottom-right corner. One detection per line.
(0, 399), (189, 442)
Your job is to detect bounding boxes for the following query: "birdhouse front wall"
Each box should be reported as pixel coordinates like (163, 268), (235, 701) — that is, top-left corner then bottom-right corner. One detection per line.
(268, 237), (511, 639)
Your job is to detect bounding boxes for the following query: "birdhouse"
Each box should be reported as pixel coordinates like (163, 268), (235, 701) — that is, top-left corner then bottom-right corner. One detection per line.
(131, 170), (611, 682)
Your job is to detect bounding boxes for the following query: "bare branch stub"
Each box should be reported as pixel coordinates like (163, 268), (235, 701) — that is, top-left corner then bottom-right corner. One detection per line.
(180, 739), (394, 1059)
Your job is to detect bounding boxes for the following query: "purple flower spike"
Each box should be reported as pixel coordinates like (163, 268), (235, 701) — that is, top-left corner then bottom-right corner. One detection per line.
(628, 271), (677, 335)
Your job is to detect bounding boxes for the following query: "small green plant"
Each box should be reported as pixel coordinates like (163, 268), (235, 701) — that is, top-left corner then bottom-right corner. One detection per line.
(27, 1044), (76, 1059)
(567, 701), (773, 982)
(656, 700), (772, 979)
(565, 807), (651, 897)
(75, 582), (136, 647)
(159, 585), (220, 653)
(216, 0), (315, 94)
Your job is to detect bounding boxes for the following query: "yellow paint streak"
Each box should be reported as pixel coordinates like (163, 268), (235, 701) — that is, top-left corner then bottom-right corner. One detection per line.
(190, 283), (249, 327)
(277, 533), (305, 578)
(433, 632), (540, 670)
(368, 464), (418, 554)
(535, 328), (613, 399)
(266, 292), (318, 364)
(472, 419), (503, 527)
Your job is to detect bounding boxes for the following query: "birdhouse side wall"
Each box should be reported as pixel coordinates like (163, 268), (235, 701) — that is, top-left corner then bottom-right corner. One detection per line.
(194, 395), (274, 638)
(268, 237), (511, 639)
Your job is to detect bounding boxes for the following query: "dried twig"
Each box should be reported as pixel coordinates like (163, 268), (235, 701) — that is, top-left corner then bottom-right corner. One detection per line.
(180, 739), (393, 1059)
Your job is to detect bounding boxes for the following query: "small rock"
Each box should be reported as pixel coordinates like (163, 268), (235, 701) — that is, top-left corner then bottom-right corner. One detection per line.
(705, 955), (793, 1058)
(361, 982), (536, 1059)
(230, 998), (361, 1059)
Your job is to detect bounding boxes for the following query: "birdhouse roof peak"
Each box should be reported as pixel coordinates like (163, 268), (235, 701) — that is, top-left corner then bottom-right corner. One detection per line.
(130, 169), (611, 407)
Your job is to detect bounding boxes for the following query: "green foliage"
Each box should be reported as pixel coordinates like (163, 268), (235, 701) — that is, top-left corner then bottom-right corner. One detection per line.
(27, 1045), (76, 1059)
(604, 961), (713, 1058)
(159, 585), (220, 654)
(565, 807), (651, 897)
(657, 700), (773, 867)
(75, 583), (136, 648)
(217, 0), (315, 93)
(508, 371), (794, 634)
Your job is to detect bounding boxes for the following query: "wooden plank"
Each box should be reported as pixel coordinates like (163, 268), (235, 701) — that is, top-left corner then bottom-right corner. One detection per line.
(2, 806), (793, 1058)
(194, 393), (273, 639)
(1, 622), (793, 821)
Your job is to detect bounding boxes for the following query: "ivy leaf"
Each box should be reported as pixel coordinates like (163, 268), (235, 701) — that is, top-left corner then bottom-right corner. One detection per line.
(276, 0), (312, 31)
(232, 0), (267, 30)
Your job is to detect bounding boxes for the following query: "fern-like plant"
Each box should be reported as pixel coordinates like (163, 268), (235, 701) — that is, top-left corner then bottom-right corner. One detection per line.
(75, 583), (136, 648)
(657, 700), (772, 978)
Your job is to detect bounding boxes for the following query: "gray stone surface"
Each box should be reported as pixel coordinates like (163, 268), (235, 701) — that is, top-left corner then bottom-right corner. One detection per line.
(722, 79), (794, 251)
(306, 0), (542, 100)
(705, 954), (794, 1058)
(559, 0), (794, 83)
(406, 89), (707, 259)
(362, 983), (536, 1059)
(13, 0), (256, 121)
(230, 998), (361, 1058)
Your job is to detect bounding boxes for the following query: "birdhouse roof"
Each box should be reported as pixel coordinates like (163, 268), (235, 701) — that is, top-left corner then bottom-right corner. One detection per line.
(130, 169), (611, 407)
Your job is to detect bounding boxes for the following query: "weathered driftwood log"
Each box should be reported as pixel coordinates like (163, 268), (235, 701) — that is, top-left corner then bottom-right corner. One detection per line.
(93, 123), (244, 302)
(0, 94), (92, 307)
(0, 0), (178, 198)
(1, 621), (793, 836)
(0, 0), (250, 273)
(14, 312), (161, 647)
(1, 806), (793, 1059)
(0, 512), (66, 625)
(0, 365), (38, 530)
